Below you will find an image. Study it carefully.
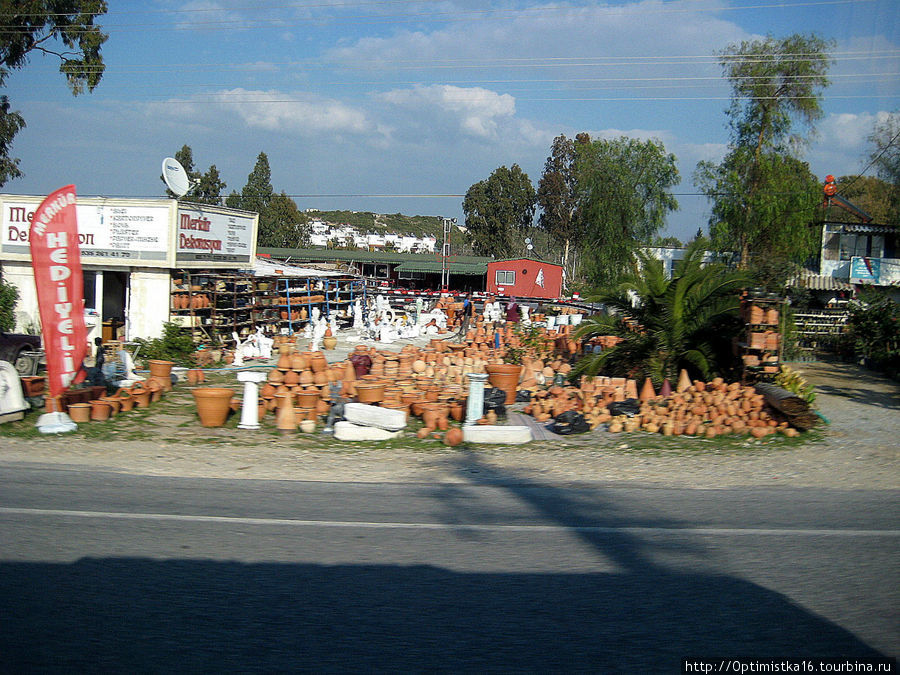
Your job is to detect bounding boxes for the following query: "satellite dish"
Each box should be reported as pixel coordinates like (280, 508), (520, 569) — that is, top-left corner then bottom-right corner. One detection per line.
(162, 157), (191, 197)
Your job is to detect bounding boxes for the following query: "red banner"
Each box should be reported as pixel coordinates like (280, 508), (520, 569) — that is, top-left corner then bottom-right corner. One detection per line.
(29, 185), (88, 398)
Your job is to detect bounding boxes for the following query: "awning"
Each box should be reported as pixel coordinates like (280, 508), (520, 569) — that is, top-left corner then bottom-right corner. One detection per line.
(828, 222), (897, 235)
(250, 256), (347, 277)
(789, 269), (854, 292)
(395, 260), (487, 275)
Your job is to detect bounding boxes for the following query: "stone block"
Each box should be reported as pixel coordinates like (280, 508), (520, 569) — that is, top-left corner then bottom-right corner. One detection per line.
(343, 402), (408, 431)
(462, 425), (532, 444)
(333, 421), (403, 441)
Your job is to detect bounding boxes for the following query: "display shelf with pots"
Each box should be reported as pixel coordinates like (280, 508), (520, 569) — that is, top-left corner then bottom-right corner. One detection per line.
(738, 293), (785, 383)
(170, 270), (262, 345)
(274, 276), (365, 334)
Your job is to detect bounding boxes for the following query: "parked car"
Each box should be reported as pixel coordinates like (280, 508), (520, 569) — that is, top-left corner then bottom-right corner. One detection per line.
(0, 331), (43, 375)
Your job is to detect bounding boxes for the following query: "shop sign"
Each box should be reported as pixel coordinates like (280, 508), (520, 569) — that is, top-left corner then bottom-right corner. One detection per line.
(175, 206), (254, 263)
(29, 186), (88, 398)
(850, 256), (881, 284)
(3, 200), (170, 261)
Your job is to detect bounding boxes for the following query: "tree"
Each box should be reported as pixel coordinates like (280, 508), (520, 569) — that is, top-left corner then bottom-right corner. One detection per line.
(193, 164), (226, 205)
(537, 133), (587, 279)
(695, 149), (822, 269)
(240, 152), (273, 214)
(651, 235), (683, 248)
(573, 240), (749, 385)
(462, 164), (535, 257)
(0, 0), (108, 186)
(224, 190), (242, 209)
(575, 136), (679, 287)
(259, 192), (310, 249)
(161, 145), (227, 204)
(695, 33), (833, 266)
(868, 111), (899, 225)
(828, 175), (894, 225)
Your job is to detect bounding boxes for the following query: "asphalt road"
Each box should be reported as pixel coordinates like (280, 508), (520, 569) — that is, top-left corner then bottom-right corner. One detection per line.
(1, 464), (897, 673)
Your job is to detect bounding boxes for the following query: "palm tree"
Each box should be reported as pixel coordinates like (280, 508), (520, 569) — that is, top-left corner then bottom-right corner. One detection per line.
(573, 240), (749, 386)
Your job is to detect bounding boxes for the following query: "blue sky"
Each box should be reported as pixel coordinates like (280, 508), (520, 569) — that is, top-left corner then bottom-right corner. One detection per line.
(4, 0), (899, 242)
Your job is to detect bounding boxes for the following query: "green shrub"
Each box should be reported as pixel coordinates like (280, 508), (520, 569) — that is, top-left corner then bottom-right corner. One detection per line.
(0, 276), (19, 332)
(846, 287), (900, 376)
(134, 322), (196, 367)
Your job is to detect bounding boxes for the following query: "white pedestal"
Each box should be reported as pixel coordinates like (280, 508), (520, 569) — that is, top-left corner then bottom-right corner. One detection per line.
(237, 370), (267, 429)
(464, 373), (489, 426)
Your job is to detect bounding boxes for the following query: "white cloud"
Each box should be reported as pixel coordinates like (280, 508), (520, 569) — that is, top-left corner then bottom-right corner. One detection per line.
(816, 112), (882, 151)
(380, 84), (515, 138)
(208, 88), (374, 136)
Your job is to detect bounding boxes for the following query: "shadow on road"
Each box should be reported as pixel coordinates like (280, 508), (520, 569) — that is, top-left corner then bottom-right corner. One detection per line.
(1, 452), (890, 671)
(0, 555), (886, 672)
(800, 360), (900, 410)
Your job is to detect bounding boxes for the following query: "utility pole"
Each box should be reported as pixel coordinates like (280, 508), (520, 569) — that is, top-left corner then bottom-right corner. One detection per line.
(440, 217), (456, 290)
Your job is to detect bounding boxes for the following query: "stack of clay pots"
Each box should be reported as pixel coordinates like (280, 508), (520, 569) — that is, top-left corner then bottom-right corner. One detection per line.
(521, 368), (800, 438)
(214, 322), (585, 436)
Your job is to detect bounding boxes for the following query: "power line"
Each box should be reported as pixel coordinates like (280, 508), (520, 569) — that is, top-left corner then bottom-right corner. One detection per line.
(0, 0), (881, 30)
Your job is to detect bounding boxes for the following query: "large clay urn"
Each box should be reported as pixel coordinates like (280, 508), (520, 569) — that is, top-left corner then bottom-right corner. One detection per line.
(308, 352), (327, 373)
(290, 352), (307, 371)
(485, 363), (522, 405)
(322, 335), (337, 350)
(275, 393), (297, 434)
(192, 387), (235, 427)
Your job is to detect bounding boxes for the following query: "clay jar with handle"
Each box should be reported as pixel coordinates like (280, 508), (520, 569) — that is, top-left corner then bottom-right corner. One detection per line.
(129, 382), (152, 408)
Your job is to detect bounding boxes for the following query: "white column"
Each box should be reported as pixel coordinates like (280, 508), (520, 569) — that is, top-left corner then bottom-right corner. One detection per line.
(464, 373), (489, 426)
(237, 370), (267, 429)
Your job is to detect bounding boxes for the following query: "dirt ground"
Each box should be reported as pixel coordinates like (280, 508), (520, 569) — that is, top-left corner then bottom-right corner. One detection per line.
(1, 358), (897, 489)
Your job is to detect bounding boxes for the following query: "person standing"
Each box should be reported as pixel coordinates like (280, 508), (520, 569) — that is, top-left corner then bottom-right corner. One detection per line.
(506, 296), (520, 323)
(456, 295), (474, 337)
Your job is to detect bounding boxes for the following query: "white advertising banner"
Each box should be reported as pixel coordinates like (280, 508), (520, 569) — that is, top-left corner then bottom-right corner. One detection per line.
(3, 200), (170, 262)
(175, 206), (255, 264)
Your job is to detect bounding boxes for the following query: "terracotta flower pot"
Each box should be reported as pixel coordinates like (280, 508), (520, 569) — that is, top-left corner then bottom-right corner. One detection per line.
(485, 363), (522, 405)
(148, 359), (174, 379)
(67, 402), (92, 423)
(192, 387), (235, 427)
(90, 400), (111, 421)
(355, 382), (385, 404)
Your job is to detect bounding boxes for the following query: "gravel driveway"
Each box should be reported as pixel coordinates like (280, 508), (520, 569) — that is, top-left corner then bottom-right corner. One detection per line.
(1, 359), (897, 489)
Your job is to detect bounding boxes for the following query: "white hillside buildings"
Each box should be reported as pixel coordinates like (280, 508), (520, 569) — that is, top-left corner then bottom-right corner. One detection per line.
(307, 219), (436, 253)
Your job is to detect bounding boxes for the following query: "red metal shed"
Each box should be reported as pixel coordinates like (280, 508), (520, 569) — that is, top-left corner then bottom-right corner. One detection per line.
(486, 258), (564, 299)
